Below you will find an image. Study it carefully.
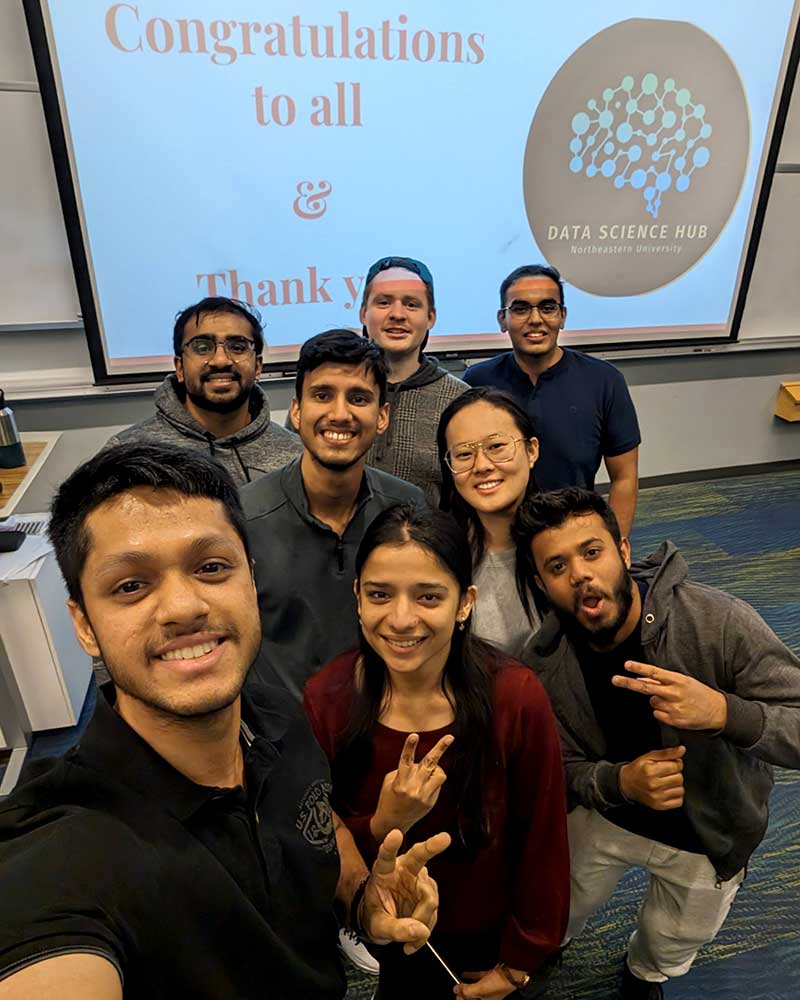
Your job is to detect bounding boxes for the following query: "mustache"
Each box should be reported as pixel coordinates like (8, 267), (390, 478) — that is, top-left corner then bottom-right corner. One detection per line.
(146, 625), (238, 658)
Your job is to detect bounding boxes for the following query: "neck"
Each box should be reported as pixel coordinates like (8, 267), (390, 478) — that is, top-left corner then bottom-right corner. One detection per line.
(478, 507), (515, 554)
(589, 580), (642, 652)
(513, 345), (563, 384)
(382, 648), (454, 729)
(115, 690), (244, 789)
(301, 450), (364, 529)
(184, 396), (252, 439)
(386, 352), (421, 384)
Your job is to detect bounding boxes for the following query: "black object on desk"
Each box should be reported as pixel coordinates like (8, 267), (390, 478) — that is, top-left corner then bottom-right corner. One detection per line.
(0, 529), (25, 553)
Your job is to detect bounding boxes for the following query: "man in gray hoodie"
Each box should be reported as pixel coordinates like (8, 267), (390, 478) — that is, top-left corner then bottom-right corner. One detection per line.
(107, 297), (301, 486)
(360, 256), (467, 504)
(515, 488), (800, 1000)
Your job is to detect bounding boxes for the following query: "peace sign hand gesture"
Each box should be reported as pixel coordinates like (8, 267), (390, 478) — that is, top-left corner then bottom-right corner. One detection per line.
(369, 733), (454, 843)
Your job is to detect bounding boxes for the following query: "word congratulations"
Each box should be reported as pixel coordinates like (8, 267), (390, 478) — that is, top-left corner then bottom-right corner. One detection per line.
(105, 5), (486, 66)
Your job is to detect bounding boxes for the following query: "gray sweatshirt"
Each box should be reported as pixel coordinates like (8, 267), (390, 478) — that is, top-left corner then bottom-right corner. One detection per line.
(106, 375), (302, 487)
(522, 541), (800, 880)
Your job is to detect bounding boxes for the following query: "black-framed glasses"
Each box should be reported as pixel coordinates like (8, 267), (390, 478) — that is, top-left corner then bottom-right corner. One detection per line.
(504, 298), (562, 321)
(445, 434), (528, 474)
(181, 335), (256, 361)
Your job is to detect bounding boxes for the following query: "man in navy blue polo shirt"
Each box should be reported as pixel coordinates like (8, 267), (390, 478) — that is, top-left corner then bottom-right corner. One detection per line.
(463, 264), (640, 537)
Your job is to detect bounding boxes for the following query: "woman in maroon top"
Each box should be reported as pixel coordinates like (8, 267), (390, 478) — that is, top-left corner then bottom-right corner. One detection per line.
(304, 505), (569, 999)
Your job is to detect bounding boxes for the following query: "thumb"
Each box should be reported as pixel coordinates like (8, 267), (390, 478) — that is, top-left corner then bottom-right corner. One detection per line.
(648, 745), (686, 760)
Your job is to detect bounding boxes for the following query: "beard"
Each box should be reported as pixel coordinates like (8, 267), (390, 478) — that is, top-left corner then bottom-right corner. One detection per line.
(554, 560), (635, 649)
(185, 372), (251, 414)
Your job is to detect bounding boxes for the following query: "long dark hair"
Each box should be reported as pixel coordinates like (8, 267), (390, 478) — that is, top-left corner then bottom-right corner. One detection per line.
(333, 504), (497, 850)
(437, 388), (540, 621)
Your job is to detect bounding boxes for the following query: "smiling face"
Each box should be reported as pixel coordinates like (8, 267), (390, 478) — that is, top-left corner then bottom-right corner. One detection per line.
(531, 512), (636, 647)
(175, 310), (263, 416)
(356, 541), (475, 682)
(445, 400), (538, 518)
(360, 267), (435, 367)
(498, 276), (565, 365)
(291, 361), (389, 471)
(68, 488), (261, 719)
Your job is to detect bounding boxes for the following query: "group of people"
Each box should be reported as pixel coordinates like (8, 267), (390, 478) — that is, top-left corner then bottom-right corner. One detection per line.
(0, 258), (797, 1000)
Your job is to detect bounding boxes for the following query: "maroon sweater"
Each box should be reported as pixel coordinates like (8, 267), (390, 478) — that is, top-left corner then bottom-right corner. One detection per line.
(304, 650), (570, 973)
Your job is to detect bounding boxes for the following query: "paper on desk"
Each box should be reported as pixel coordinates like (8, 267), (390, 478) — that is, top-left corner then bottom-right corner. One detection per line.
(0, 533), (53, 581)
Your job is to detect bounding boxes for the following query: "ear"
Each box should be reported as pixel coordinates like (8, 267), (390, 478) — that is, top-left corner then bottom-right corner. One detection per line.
(359, 302), (368, 328)
(497, 308), (508, 333)
(533, 573), (546, 594)
(620, 536), (632, 569)
(68, 599), (101, 659)
(376, 401), (390, 436)
(290, 397), (301, 431)
(427, 307), (437, 332)
(174, 355), (185, 383)
(458, 584), (478, 623)
(527, 436), (539, 468)
(254, 354), (263, 379)
(560, 306), (567, 329)
(353, 578), (362, 616)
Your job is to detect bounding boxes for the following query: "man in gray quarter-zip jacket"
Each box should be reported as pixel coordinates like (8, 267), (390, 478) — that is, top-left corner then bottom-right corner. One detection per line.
(516, 488), (800, 1000)
(106, 296), (301, 486)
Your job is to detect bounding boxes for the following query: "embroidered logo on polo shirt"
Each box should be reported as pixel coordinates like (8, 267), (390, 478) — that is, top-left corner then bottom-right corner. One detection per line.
(296, 780), (336, 853)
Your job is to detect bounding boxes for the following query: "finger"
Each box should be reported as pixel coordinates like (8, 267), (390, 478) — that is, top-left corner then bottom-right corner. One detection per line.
(624, 660), (675, 682)
(398, 733), (419, 772)
(646, 746), (686, 760)
(398, 831), (452, 876)
(371, 828), (404, 878)
(652, 710), (689, 727)
(647, 760), (683, 777)
(611, 675), (665, 694)
(368, 912), (432, 948)
(655, 794), (685, 810)
(420, 734), (454, 772)
(421, 767), (448, 796)
(407, 867), (438, 937)
(653, 773), (684, 791)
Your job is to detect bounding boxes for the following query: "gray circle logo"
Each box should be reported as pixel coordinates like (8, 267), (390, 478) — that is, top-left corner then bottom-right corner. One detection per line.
(523, 19), (750, 296)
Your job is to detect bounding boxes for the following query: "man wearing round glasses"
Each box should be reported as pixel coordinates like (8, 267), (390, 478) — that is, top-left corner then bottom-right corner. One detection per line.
(106, 297), (301, 486)
(463, 264), (640, 537)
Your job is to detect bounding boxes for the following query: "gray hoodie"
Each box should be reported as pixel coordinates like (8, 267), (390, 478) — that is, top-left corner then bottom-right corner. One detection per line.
(522, 541), (800, 880)
(365, 356), (467, 505)
(106, 375), (302, 487)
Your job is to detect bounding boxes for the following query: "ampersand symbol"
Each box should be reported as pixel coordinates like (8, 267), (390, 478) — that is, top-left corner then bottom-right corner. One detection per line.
(293, 181), (333, 219)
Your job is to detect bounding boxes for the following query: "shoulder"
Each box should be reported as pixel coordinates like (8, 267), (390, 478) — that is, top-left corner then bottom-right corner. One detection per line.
(563, 349), (629, 388)
(462, 353), (509, 385)
(240, 462), (294, 519)
(105, 414), (162, 444)
(492, 656), (551, 712)
(366, 467), (426, 506)
(265, 421), (304, 450)
(440, 373), (469, 401)
(304, 650), (358, 706)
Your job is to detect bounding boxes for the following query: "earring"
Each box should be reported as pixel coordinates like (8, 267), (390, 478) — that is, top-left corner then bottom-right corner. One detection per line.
(458, 618), (465, 631)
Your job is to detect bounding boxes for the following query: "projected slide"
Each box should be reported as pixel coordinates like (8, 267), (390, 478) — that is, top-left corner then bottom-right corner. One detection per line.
(31, 0), (799, 376)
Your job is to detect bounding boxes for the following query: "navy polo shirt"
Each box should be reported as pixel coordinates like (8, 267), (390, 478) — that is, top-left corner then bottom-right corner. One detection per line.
(0, 682), (345, 999)
(463, 349), (640, 491)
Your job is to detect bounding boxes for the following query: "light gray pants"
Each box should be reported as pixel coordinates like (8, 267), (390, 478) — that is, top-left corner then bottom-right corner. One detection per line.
(567, 806), (744, 983)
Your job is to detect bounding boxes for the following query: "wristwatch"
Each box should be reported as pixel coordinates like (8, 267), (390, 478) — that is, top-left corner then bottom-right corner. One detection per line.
(496, 962), (531, 990)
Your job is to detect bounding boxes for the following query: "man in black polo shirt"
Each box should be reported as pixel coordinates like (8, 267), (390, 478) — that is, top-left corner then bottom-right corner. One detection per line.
(516, 488), (800, 999)
(0, 443), (448, 999)
(463, 264), (640, 537)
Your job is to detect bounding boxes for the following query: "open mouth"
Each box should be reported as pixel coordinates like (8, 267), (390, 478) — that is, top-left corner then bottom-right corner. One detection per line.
(157, 637), (225, 663)
(475, 479), (504, 492)
(578, 593), (605, 618)
(204, 374), (239, 384)
(383, 636), (426, 651)
(322, 430), (355, 443)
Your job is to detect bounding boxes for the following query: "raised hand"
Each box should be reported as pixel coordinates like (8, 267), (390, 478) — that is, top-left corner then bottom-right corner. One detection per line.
(612, 660), (728, 731)
(369, 733), (454, 842)
(619, 745), (686, 810)
(361, 829), (451, 954)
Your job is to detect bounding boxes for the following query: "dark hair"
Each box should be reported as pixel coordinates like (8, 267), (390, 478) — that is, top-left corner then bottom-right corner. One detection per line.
(173, 296), (264, 356)
(295, 329), (388, 405)
(499, 264), (565, 309)
(437, 387), (539, 568)
(513, 487), (622, 601)
(49, 442), (250, 609)
(333, 504), (496, 850)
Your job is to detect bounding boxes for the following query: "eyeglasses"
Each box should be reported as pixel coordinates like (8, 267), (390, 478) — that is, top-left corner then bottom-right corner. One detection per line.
(503, 299), (562, 321)
(445, 434), (528, 474)
(181, 335), (256, 361)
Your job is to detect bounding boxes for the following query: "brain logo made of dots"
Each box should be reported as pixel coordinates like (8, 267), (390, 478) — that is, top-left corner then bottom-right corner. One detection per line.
(569, 74), (712, 220)
(523, 19), (749, 296)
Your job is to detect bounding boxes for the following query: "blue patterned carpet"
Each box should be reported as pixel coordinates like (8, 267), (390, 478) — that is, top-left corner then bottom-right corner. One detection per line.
(345, 468), (800, 999)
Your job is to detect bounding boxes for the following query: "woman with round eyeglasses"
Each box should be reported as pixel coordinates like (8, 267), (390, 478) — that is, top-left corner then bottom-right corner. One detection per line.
(304, 504), (569, 1000)
(437, 387), (541, 658)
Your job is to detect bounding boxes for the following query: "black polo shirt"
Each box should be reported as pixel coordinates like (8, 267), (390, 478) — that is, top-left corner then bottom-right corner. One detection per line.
(463, 348), (640, 491)
(0, 683), (345, 998)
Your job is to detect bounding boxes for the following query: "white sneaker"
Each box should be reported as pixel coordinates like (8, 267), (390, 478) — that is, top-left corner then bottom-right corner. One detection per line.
(338, 926), (380, 975)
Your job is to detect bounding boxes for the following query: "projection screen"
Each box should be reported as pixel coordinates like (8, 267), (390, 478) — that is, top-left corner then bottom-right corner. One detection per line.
(25, 0), (800, 381)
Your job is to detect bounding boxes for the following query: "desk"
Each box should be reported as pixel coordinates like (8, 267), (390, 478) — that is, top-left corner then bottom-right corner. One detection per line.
(0, 432), (60, 518)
